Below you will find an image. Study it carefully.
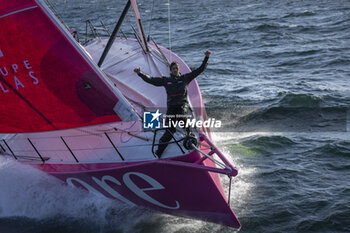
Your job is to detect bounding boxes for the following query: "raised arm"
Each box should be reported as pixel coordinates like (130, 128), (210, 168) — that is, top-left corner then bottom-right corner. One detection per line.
(134, 67), (164, 86)
(184, 50), (211, 83)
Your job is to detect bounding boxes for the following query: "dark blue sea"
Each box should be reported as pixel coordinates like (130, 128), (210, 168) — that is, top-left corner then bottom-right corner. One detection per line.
(1, 0), (350, 232)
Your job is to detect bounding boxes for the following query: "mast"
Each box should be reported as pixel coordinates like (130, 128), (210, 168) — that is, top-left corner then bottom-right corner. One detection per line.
(98, 0), (131, 67)
(130, 0), (149, 53)
(98, 0), (150, 67)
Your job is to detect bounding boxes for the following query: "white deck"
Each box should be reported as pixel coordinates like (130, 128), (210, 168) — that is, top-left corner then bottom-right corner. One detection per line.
(0, 38), (199, 164)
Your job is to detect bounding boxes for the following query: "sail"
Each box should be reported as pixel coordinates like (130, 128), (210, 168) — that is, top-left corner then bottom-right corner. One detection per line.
(0, 0), (137, 133)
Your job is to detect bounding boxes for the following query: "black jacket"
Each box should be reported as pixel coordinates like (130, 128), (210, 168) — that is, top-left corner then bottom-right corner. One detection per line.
(137, 56), (209, 106)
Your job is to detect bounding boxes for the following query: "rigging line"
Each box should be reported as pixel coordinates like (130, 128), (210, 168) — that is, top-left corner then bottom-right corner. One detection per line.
(147, 51), (164, 77)
(167, 0), (172, 63)
(44, 0), (70, 31)
(147, 0), (155, 40)
(119, 120), (138, 143)
(101, 50), (142, 70)
(192, 144), (232, 171)
(150, 37), (170, 65)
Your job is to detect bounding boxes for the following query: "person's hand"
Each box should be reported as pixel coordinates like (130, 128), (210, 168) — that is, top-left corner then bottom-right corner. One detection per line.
(204, 50), (211, 58)
(134, 67), (141, 74)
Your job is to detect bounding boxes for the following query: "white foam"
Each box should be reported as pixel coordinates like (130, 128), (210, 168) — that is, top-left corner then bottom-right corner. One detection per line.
(211, 133), (258, 218)
(0, 157), (147, 231)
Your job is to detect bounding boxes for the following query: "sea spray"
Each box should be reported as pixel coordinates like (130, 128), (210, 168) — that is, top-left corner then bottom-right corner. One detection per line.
(0, 157), (150, 232)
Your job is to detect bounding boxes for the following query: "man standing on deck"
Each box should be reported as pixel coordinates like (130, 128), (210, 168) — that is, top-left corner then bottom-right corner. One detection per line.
(134, 50), (211, 157)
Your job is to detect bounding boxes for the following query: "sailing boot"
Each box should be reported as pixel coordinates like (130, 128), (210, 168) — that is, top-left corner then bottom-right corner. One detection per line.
(155, 142), (167, 158)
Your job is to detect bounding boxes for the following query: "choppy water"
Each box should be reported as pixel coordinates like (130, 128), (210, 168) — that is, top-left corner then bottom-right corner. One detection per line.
(1, 0), (350, 232)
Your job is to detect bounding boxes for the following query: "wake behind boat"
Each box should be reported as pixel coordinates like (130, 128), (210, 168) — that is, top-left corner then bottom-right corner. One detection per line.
(0, 0), (240, 228)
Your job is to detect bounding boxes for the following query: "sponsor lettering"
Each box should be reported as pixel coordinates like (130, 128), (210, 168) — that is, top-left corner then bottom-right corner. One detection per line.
(0, 59), (39, 94)
(67, 172), (180, 210)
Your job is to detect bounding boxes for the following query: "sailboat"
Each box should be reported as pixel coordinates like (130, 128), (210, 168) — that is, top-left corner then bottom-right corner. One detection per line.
(0, 0), (241, 228)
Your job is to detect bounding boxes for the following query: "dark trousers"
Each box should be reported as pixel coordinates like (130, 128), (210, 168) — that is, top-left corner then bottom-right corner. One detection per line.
(157, 104), (191, 155)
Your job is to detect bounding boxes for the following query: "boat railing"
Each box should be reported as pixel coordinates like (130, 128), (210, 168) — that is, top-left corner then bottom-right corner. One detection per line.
(195, 133), (238, 177)
(81, 19), (131, 46)
(149, 126), (238, 177)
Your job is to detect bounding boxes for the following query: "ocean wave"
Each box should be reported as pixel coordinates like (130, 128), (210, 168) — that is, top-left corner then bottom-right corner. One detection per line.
(252, 22), (320, 34)
(278, 93), (323, 107)
(322, 57), (350, 67)
(329, 18), (350, 27)
(292, 49), (322, 57)
(220, 105), (347, 133)
(296, 210), (350, 232)
(264, 49), (324, 59)
(308, 141), (350, 158)
(254, 23), (281, 31)
(204, 91), (348, 132)
(241, 135), (296, 154)
(283, 10), (316, 19)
